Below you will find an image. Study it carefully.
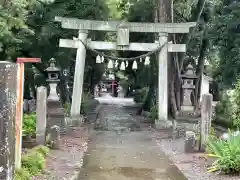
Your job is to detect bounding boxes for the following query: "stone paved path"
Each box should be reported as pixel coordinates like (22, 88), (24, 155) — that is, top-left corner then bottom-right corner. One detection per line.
(78, 95), (186, 180)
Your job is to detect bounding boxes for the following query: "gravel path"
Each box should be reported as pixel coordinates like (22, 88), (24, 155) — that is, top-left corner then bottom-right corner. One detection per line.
(77, 103), (185, 180)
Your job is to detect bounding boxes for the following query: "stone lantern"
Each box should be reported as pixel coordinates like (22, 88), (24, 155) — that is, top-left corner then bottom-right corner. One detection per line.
(45, 58), (66, 134)
(45, 58), (60, 101)
(181, 64), (197, 112)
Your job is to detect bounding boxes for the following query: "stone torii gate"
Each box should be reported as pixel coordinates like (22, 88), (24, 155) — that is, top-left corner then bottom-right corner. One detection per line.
(55, 16), (195, 126)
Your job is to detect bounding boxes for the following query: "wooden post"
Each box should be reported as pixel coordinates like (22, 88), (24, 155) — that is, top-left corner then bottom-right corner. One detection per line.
(36, 86), (47, 145)
(199, 93), (213, 151)
(0, 62), (17, 179)
(15, 58), (40, 169)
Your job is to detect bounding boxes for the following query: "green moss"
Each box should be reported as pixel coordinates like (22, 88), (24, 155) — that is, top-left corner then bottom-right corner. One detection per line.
(14, 145), (50, 179)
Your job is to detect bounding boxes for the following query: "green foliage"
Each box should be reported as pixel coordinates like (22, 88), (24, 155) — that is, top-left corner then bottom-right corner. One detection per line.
(0, 0), (35, 59)
(63, 103), (71, 116)
(215, 93), (232, 117)
(133, 87), (148, 103)
(231, 78), (240, 129)
(148, 105), (158, 123)
(80, 92), (95, 115)
(22, 113), (36, 137)
(14, 168), (31, 180)
(206, 130), (240, 174)
(211, 1), (240, 87)
(14, 145), (50, 180)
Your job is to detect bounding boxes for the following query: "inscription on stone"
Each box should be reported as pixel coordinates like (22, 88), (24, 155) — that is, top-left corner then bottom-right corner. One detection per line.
(0, 62), (17, 179)
(199, 93), (213, 151)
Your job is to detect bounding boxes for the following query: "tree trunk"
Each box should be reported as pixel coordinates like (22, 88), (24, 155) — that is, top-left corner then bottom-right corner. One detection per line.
(194, 20), (209, 107)
(178, 0), (207, 70)
(158, 0), (178, 118)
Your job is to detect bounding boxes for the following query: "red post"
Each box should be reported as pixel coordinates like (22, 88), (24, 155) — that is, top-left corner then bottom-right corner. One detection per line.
(15, 57), (41, 169)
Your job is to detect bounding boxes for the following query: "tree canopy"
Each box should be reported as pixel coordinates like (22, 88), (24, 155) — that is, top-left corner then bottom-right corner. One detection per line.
(0, 0), (239, 115)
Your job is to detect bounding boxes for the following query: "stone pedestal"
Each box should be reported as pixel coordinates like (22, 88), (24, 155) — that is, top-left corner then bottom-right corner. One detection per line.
(0, 62), (17, 179)
(47, 100), (66, 135)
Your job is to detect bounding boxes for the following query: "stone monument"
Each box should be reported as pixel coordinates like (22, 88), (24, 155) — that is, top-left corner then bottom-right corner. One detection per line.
(36, 86), (47, 145)
(199, 93), (213, 151)
(45, 58), (66, 134)
(0, 61), (17, 179)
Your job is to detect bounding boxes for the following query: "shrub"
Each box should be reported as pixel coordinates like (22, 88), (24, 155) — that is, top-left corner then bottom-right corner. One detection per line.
(14, 168), (31, 180)
(63, 103), (70, 116)
(148, 105), (158, 123)
(231, 78), (240, 129)
(22, 113), (36, 137)
(14, 145), (50, 180)
(81, 92), (95, 114)
(215, 93), (232, 117)
(133, 87), (148, 103)
(206, 130), (240, 174)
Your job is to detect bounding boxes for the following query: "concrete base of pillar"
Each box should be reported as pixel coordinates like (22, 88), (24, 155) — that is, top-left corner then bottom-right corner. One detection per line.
(66, 115), (84, 127)
(154, 120), (173, 129)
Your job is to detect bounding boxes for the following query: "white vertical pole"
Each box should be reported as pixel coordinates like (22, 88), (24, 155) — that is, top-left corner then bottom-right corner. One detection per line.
(156, 32), (168, 124)
(15, 63), (24, 169)
(70, 30), (88, 120)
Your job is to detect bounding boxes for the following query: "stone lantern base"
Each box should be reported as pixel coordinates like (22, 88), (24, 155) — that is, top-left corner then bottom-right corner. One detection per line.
(47, 100), (66, 135)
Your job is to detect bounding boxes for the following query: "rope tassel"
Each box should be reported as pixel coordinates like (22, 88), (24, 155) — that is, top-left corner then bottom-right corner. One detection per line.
(144, 56), (150, 65)
(115, 60), (119, 68)
(96, 55), (101, 63)
(120, 61), (125, 70)
(108, 60), (113, 69)
(101, 56), (104, 63)
(132, 60), (138, 70)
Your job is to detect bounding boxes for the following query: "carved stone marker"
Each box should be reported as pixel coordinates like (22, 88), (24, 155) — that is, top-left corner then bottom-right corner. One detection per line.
(0, 61), (17, 179)
(36, 86), (47, 145)
(199, 93), (213, 151)
(185, 131), (196, 153)
(46, 58), (66, 134)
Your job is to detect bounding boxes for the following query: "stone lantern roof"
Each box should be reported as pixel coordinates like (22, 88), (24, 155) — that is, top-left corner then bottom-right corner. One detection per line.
(45, 58), (60, 72)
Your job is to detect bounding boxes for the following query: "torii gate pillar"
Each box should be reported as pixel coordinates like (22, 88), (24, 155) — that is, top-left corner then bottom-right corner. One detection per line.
(70, 30), (88, 121)
(157, 32), (168, 124)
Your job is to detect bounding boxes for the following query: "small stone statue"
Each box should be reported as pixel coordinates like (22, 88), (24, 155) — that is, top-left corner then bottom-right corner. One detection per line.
(184, 131), (196, 153)
(48, 125), (60, 149)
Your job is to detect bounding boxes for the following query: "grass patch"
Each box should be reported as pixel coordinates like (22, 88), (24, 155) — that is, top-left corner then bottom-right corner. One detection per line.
(14, 145), (50, 180)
